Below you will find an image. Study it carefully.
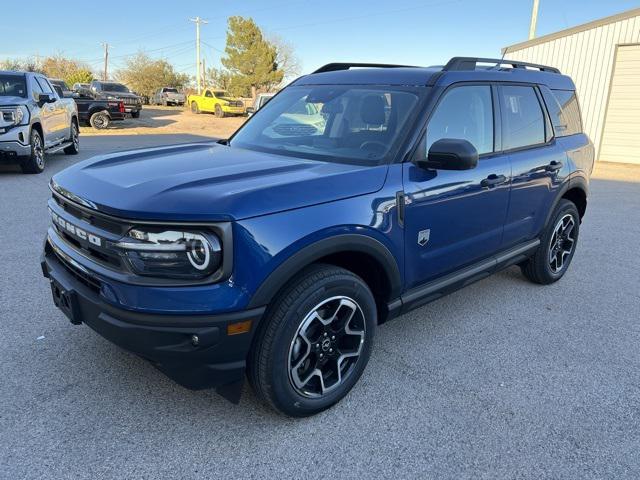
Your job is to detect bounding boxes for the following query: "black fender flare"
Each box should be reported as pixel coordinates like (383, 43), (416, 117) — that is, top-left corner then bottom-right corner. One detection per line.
(247, 234), (402, 309)
(544, 175), (588, 228)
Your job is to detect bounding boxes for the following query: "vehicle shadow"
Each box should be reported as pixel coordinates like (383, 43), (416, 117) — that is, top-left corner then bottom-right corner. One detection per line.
(103, 107), (184, 130)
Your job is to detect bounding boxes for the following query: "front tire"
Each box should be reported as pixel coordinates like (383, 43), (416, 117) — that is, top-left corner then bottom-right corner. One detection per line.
(520, 199), (580, 284)
(131, 111), (140, 119)
(215, 104), (225, 118)
(64, 120), (79, 155)
(20, 128), (45, 174)
(248, 264), (376, 417)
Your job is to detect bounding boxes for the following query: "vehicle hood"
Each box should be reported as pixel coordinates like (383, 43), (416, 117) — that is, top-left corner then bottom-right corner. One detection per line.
(0, 96), (27, 106)
(52, 143), (388, 221)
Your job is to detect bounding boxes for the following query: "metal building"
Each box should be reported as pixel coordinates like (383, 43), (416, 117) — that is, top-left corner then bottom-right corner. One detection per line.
(503, 8), (640, 164)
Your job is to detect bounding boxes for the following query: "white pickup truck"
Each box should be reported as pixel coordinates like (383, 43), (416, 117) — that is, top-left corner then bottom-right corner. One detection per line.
(0, 71), (79, 174)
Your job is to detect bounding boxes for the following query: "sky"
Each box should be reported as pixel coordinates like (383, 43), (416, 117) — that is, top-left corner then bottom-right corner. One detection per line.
(2, 0), (639, 78)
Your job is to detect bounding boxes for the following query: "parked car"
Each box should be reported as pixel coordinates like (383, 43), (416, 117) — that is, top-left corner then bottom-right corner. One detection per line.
(187, 88), (245, 117)
(48, 78), (74, 98)
(89, 80), (142, 118)
(41, 57), (594, 416)
(71, 89), (126, 129)
(151, 87), (186, 106)
(246, 92), (275, 116)
(0, 71), (79, 173)
(72, 82), (91, 92)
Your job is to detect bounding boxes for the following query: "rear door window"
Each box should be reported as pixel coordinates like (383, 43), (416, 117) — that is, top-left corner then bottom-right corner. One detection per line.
(499, 85), (546, 150)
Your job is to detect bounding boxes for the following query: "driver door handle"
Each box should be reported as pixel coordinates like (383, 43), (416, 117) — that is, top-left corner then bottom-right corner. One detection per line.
(481, 174), (507, 188)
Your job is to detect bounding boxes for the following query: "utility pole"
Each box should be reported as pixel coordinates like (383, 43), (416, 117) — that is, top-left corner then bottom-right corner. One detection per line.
(102, 43), (110, 81)
(202, 58), (206, 89)
(529, 0), (540, 40)
(189, 17), (208, 94)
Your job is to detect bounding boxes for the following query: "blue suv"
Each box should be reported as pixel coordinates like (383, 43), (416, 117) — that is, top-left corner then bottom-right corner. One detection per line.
(42, 58), (594, 416)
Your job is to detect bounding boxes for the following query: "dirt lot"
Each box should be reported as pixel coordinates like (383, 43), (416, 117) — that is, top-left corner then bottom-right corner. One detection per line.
(79, 105), (247, 139)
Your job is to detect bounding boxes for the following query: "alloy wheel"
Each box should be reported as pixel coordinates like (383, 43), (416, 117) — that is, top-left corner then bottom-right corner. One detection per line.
(548, 214), (576, 273)
(288, 296), (366, 398)
(72, 123), (79, 149)
(33, 134), (44, 169)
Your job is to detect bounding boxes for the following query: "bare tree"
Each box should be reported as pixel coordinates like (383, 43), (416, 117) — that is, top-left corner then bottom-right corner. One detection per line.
(269, 34), (302, 85)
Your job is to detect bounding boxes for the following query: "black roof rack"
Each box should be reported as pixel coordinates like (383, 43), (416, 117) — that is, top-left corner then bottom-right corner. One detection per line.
(443, 57), (561, 74)
(313, 63), (420, 74)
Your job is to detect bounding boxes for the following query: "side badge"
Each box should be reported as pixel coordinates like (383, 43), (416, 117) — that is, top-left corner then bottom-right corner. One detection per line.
(418, 229), (430, 246)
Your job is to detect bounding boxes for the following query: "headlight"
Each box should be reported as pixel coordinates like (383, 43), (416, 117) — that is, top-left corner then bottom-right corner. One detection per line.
(115, 228), (222, 279)
(1, 106), (29, 126)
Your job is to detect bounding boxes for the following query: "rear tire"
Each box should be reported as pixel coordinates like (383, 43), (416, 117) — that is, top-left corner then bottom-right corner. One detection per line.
(20, 129), (45, 174)
(520, 199), (580, 284)
(248, 264), (376, 417)
(191, 101), (200, 114)
(64, 120), (79, 155)
(215, 104), (225, 118)
(131, 111), (140, 119)
(89, 111), (110, 130)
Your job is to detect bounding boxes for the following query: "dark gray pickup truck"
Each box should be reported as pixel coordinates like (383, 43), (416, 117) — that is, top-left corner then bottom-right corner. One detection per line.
(0, 71), (79, 173)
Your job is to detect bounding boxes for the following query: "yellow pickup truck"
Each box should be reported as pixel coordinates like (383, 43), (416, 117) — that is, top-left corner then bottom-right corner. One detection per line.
(187, 89), (245, 117)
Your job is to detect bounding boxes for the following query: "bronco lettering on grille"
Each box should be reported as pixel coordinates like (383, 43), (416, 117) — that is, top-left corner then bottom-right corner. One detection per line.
(50, 209), (102, 247)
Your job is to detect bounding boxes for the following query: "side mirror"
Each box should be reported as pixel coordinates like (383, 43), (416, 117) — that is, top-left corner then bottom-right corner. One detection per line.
(37, 93), (56, 106)
(416, 138), (479, 171)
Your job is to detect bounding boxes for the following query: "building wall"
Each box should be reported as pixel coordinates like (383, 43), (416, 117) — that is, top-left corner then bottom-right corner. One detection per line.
(504, 12), (640, 159)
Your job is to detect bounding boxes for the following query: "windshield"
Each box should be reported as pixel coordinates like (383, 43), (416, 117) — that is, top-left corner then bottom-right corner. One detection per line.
(231, 85), (422, 165)
(101, 83), (130, 93)
(163, 88), (178, 93)
(213, 91), (231, 99)
(0, 74), (27, 97)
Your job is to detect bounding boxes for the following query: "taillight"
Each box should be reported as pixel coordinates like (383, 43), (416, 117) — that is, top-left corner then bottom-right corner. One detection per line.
(118, 102), (125, 113)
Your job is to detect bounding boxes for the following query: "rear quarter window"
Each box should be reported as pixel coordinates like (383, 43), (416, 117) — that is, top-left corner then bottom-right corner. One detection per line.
(544, 89), (583, 137)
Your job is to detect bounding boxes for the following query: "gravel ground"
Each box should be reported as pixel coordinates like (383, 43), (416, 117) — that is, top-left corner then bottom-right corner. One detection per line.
(0, 133), (638, 479)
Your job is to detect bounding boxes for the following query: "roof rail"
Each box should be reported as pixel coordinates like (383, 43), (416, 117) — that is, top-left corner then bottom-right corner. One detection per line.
(443, 57), (561, 74)
(313, 63), (419, 74)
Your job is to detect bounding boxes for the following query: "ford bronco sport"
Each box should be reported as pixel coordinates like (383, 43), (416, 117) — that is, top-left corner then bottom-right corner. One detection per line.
(41, 58), (594, 416)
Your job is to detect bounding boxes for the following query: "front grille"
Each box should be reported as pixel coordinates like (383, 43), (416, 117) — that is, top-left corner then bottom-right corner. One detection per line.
(52, 193), (127, 235)
(48, 241), (101, 294)
(229, 101), (244, 108)
(50, 192), (128, 272)
(123, 97), (139, 105)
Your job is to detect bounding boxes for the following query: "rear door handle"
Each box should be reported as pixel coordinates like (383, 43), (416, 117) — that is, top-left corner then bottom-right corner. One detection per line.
(481, 174), (507, 188)
(546, 161), (563, 172)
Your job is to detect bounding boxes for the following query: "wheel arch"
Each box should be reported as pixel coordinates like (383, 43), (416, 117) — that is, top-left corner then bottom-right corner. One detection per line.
(247, 234), (402, 322)
(30, 121), (43, 139)
(545, 177), (588, 228)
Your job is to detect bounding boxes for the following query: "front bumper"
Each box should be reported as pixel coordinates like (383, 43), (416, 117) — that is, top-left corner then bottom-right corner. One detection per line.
(41, 242), (265, 402)
(222, 106), (245, 115)
(0, 125), (31, 160)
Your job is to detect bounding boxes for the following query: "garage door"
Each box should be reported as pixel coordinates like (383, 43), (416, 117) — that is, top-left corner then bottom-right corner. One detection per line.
(600, 44), (640, 164)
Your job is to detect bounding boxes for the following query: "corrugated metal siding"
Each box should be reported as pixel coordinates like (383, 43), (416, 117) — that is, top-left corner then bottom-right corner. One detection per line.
(505, 14), (640, 160)
(600, 44), (640, 164)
